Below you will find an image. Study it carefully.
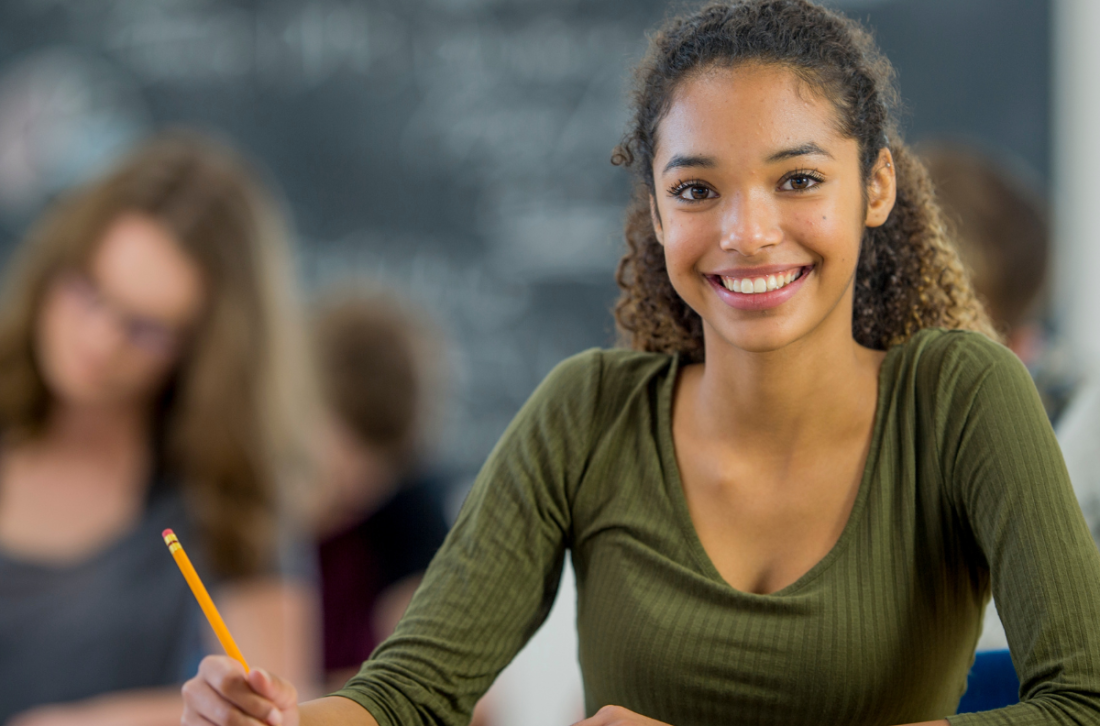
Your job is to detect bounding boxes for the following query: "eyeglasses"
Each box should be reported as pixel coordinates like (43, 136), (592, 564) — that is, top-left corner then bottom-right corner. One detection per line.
(55, 270), (188, 358)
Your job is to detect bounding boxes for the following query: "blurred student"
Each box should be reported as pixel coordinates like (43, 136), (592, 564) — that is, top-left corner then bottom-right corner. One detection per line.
(308, 292), (450, 692)
(0, 131), (319, 725)
(921, 144), (1048, 361)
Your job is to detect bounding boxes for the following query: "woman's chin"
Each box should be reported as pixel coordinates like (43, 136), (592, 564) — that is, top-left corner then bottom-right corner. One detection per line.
(45, 374), (127, 411)
(702, 317), (809, 355)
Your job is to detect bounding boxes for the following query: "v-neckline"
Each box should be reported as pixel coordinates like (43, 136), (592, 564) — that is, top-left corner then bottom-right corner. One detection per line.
(656, 347), (895, 598)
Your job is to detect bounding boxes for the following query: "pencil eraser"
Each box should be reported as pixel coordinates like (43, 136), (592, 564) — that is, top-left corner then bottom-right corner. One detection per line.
(163, 529), (175, 538)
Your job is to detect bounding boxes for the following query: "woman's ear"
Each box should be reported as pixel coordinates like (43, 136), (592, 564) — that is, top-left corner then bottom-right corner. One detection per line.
(864, 148), (897, 228)
(650, 195), (665, 245)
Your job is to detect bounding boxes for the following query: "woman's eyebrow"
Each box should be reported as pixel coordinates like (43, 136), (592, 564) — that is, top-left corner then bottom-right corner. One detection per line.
(766, 142), (833, 162)
(662, 154), (716, 174)
(662, 143), (833, 174)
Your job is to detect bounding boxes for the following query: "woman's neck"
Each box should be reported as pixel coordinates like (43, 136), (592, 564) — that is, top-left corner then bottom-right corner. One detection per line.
(41, 399), (152, 455)
(691, 315), (884, 455)
(0, 400), (156, 563)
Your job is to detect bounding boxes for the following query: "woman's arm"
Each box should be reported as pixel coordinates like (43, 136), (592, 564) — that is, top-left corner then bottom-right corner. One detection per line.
(300, 697), (381, 725)
(940, 339), (1100, 724)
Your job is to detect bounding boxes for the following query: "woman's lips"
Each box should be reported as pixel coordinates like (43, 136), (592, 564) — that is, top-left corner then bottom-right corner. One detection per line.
(706, 265), (813, 311)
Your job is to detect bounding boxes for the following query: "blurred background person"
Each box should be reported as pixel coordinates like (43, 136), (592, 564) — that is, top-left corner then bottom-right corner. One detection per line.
(308, 290), (450, 693)
(0, 131), (319, 726)
(922, 145), (1049, 365)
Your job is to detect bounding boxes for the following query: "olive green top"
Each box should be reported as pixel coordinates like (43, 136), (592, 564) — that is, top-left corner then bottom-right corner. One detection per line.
(335, 329), (1100, 725)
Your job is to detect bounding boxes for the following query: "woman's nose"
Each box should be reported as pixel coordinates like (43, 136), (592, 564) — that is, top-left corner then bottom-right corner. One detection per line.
(719, 191), (783, 256)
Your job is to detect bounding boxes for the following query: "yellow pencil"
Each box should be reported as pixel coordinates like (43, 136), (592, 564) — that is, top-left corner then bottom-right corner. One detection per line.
(162, 528), (250, 672)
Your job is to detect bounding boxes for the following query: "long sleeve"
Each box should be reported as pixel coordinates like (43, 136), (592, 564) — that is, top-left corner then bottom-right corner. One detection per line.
(333, 350), (604, 726)
(943, 340), (1100, 725)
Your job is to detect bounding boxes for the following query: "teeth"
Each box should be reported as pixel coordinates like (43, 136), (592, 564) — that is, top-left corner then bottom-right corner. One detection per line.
(721, 268), (803, 295)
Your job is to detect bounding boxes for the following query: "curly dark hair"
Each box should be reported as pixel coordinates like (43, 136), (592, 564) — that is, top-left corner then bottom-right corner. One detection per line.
(613, 0), (996, 361)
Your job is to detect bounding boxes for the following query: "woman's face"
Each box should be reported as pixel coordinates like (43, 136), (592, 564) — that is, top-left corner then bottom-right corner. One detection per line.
(36, 212), (205, 409)
(650, 63), (895, 354)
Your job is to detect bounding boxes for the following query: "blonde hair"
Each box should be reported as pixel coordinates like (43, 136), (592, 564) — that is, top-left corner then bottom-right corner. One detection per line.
(0, 130), (317, 578)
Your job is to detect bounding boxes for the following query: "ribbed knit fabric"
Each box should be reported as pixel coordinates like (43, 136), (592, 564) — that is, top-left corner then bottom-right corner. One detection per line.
(335, 329), (1100, 726)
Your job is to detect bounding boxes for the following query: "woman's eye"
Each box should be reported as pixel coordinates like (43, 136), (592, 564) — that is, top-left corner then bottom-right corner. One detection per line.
(677, 185), (715, 201)
(781, 174), (820, 191)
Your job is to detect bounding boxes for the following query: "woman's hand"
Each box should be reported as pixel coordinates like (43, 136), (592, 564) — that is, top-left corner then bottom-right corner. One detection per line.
(573, 705), (672, 726)
(181, 655), (298, 726)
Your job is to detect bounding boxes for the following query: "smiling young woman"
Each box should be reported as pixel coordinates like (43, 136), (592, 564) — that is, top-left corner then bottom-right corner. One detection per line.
(182, 2), (1100, 725)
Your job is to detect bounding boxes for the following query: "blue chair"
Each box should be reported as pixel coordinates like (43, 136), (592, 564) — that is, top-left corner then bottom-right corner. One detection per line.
(957, 649), (1020, 713)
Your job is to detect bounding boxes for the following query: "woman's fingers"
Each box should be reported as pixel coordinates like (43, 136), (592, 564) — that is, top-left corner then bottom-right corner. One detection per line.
(203, 657), (281, 721)
(182, 656), (283, 726)
(181, 675), (268, 725)
(248, 668), (298, 713)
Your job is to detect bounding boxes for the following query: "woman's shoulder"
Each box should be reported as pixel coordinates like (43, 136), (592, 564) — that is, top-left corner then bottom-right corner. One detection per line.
(893, 327), (1011, 365)
(889, 328), (1019, 382)
(517, 348), (675, 442)
(885, 328), (1034, 413)
(538, 347), (675, 403)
